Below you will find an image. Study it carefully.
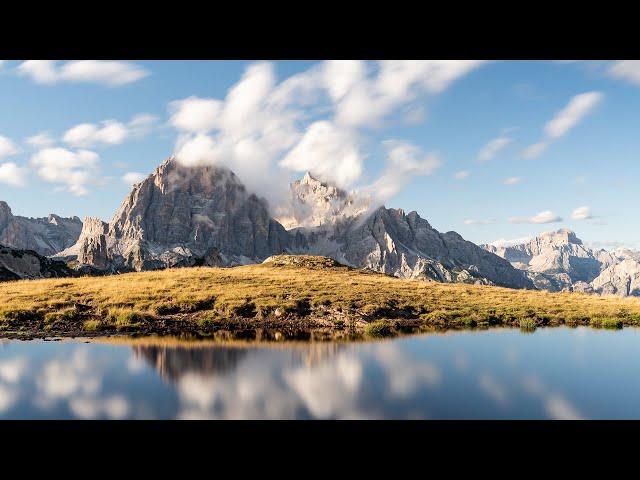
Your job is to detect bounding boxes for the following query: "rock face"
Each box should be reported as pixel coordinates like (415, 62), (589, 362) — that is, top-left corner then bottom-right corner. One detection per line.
(289, 205), (533, 288)
(0, 244), (72, 281)
(482, 229), (640, 296)
(0, 201), (82, 256)
(277, 172), (369, 230)
(591, 259), (640, 296)
(59, 157), (290, 271)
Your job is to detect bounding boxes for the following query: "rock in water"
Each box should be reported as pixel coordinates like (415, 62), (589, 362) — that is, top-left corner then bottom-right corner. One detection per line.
(0, 201), (82, 256)
(0, 244), (72, 281)
(60, 157), (290, 271)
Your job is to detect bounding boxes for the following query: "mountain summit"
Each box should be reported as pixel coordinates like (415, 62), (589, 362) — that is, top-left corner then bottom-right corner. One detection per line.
(52, 157), (532, 289)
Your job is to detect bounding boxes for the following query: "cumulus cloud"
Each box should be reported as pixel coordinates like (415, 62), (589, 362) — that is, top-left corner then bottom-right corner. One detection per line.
(607, 60), (640, 86)
(280, 121), (362, 188)
(62, 114), (157, 148)
(454, 170), (470, 180)
(0, 162), (28, 187)
(0, 135), (18, 158)
(169, 61), (482, 208)
(508, 210), (562, 224)
(17, 60), (149, 86)
(122, 172), (146, 185)
(571, 206), (593, 220)
(522, 92), (603, 158)
(25, 131), (55, 149)
(503, 176), (522, 185)
(477, 135), (511, 162)
(30, 147), (100, 196)
(334, 60), (486, 128)
(365, 140), (441, 206)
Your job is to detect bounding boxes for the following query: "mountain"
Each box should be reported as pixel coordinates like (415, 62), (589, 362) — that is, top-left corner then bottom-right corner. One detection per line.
(0, 201), (82, 256)
(57, 157), (533, 289)
(282, 172), (531, 288)
(482, 229), (640, 296)
(58, 157), (291, 271)
(277, 172), (369, 230)
(0, 244), (72, 281)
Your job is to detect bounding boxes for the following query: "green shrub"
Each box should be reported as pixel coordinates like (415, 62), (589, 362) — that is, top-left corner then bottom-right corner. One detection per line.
(519, 318), (537, 330)
(364, 320), (394, 338)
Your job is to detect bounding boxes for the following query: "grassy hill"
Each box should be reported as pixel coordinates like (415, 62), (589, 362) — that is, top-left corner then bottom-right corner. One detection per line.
(1, 255), (640, 339)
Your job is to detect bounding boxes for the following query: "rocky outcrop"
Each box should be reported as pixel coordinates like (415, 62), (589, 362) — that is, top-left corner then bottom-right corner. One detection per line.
(0, 201), (82, 256)
(0, 244), (72, 281)
(60, 157), (291, 271)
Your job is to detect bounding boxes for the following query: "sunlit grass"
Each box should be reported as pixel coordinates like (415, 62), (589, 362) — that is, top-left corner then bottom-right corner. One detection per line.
(1, 255), (640, 334)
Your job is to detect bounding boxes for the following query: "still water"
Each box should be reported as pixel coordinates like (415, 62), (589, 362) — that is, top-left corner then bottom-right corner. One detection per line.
(1, 326), (639, 419)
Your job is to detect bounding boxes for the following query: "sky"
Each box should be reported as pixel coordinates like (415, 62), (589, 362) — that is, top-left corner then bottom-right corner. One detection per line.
(0, 60), (639, 250)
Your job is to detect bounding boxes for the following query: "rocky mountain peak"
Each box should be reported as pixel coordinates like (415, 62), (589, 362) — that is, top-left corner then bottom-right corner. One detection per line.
(277, 172), (370, 230)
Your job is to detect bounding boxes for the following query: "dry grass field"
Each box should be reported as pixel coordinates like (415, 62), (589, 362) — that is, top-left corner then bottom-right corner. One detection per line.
(1, 255), (640, 338)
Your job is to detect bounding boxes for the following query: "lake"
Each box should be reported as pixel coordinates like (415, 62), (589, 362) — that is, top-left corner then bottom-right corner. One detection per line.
(1, 326), (639, 419)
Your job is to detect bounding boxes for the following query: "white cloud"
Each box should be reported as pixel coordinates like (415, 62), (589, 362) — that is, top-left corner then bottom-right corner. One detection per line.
(0, 162), (28, 187)
(25, 131), (55, 149)
(30, 147), (100, 196)
(607, 60), (640, 86)
(18, 60), (149, 86)
(0, 60), (5, 70)
(544, 91), (603, 139)
(523, 92), (603, 159)
(489, 236), (533, 247)
(0, 135), (18, 158)
(454, 170), (470, 180)
(0, 357), (27, 383)
(521, 141), (548, 159)
(503, 176), (522, 185)
(508, 210), (563, 224)
(571, 206), (593, 220)
(169, 96), (223, 133)
(464, 219), (494, 225)
(62, 114), (156, 148)
(122, 172), (146, 185)
(170, 61), (473, 209)
(335, 60), (486, 128)
(279, 121), (362, 188)
(478, 135), (511, 162)
(365, 140), (441, 205)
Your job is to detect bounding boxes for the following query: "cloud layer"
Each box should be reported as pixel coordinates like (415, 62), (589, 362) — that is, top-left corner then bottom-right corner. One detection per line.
(17, 60), (149, 86)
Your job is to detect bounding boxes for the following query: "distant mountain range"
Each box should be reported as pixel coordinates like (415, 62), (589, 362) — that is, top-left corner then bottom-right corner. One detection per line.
(481, 229), (640, 296)
(1, 156), (638, 296)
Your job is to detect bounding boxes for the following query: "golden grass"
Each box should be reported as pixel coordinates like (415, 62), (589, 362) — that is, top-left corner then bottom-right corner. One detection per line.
(1, 255), (640, 335)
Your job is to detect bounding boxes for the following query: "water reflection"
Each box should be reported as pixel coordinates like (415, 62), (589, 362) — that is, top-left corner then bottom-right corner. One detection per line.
(2, 327), (640, 419)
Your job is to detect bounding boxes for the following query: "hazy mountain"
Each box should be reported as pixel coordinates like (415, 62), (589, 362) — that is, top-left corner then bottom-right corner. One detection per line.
(0, 201), (82, 256)
(482, 229), (640, 296)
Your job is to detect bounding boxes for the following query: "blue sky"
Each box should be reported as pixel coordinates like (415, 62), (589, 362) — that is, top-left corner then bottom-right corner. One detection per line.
(0, 60), (638, 249)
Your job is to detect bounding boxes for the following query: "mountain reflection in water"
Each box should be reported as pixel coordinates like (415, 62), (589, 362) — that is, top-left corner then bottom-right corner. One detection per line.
(2, 327), (640, 419)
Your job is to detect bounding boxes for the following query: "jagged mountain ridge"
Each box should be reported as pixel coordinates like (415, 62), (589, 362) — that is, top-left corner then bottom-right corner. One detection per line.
(482, 230), (640, 296)
(57, 157), (531, 289)
(0, 201), (82, 256)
